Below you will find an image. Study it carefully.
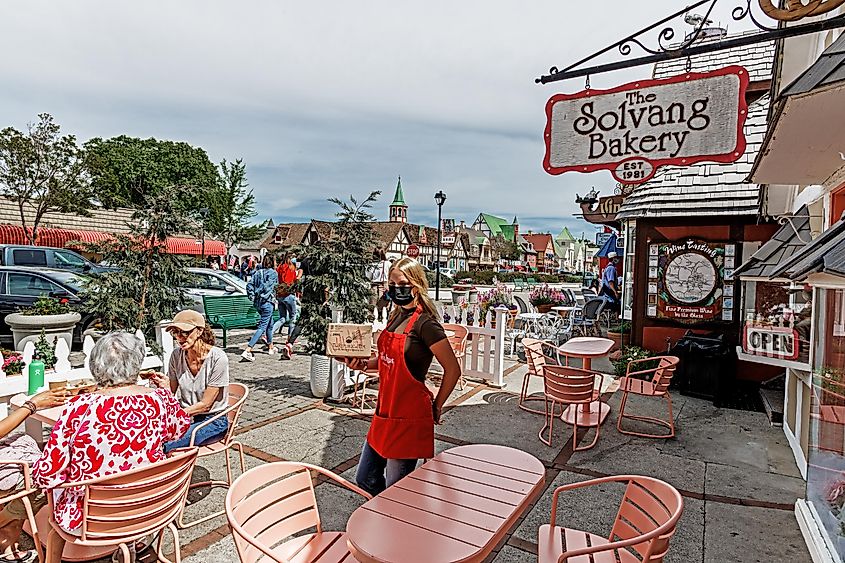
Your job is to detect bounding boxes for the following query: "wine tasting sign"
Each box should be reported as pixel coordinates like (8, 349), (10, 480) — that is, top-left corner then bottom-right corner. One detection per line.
(543, 66), (749, 185)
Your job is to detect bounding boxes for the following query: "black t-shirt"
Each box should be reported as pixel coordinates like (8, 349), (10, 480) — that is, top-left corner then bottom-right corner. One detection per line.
(385, 307), (448, 381)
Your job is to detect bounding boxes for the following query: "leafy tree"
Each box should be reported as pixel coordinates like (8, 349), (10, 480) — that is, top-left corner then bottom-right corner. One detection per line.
(205, 159), (265, 252)
(80, 184), (192, 338)
(84, 135), (218, 214)
(491, 235), (521, 261)
(0, 113), (93, 245)
(297, 192), (380, 355)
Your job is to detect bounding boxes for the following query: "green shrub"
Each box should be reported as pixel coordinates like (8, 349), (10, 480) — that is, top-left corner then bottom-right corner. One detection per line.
(608, 320), (632, 334)
(612, 345), (658, 378)
(426, 271), (454, 288)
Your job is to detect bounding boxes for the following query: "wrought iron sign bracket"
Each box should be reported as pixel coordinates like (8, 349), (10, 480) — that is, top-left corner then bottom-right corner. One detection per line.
(537, 0), (845, 85)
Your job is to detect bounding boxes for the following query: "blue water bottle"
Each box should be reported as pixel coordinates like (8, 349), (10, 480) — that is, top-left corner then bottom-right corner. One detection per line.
(28, 357), (45, 395)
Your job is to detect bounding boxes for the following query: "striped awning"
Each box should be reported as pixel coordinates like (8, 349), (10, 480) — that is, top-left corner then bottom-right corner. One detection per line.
(0, 224), (225, 256)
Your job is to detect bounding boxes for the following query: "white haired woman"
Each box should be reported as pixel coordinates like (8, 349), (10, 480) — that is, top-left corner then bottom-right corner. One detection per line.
(32, 332), (191, 563)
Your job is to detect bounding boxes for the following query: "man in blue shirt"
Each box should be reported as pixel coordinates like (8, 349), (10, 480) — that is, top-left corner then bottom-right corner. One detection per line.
(599, 251), (620, 311)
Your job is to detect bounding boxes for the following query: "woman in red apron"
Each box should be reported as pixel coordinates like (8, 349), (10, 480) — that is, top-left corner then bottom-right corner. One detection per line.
(343, 257), (461, 496)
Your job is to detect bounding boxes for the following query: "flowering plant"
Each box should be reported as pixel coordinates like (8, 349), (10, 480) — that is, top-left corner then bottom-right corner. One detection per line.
(529, 284), (566, 306)
(479, 284), (514, 319)
(21, 295), (72, 316)
(2, 352), (24, 375)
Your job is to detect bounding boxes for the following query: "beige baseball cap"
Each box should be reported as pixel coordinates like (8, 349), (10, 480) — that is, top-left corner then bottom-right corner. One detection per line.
(168, 310), (206, 332)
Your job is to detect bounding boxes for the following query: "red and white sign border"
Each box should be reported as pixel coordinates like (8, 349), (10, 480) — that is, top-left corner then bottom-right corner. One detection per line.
(543, 65), (750, 185)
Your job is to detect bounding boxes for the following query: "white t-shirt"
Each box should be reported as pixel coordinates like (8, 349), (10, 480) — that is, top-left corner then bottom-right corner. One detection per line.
(167, 346), (229, 414)
(369, 260), (390, 283)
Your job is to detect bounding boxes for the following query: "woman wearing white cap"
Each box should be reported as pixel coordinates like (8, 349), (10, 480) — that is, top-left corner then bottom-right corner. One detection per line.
(147, 309), (230, 452)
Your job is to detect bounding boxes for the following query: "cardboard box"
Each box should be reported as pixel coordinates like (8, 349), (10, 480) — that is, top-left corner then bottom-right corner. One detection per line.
(326, 323), (373, 358)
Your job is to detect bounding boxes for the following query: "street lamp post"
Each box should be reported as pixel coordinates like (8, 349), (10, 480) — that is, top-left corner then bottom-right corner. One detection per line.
(199, 207), (210, 263)
(434, 190), (447, 301)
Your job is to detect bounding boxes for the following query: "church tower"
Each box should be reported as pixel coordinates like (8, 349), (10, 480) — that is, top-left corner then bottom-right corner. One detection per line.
(389, 176), (408, 223)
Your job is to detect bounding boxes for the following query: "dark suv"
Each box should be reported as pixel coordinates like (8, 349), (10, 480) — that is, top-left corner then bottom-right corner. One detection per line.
(0, 266), (97, 345)
(0, 245), (111, 274)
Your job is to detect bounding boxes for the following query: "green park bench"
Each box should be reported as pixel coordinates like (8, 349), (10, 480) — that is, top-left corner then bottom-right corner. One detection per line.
(513, 278), (526, 290)
(526, 277), (538, 288)
(202, 295), (279, 348)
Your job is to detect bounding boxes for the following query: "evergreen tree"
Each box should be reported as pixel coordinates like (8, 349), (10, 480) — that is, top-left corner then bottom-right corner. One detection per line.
(298, 191), (380, 355)
(80, 185), (192, 338)
(205, 158), (265, 251)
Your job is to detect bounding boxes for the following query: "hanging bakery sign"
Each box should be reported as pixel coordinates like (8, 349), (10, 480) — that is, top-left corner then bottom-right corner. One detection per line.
(543, 65), (749, 185)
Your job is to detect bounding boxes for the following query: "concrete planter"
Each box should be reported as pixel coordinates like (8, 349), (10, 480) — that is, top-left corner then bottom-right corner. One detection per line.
(4, 312), (81, 351)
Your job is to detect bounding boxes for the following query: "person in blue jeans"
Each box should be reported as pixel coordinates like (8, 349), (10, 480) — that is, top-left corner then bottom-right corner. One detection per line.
(272, 293), (299, 360)
(242, 255), (279, 361)
(147, 309), (231, 453)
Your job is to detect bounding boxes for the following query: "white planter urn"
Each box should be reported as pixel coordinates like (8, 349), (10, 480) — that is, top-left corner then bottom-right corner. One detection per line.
(310, 354), (331, 398)
(4, 312), (81, 351)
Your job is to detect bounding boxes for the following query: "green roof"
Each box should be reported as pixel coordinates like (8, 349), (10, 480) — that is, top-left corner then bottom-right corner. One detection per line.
(480, 213), (511, 238)
(556, 227), (575, 241)
(500, 224), (515, 241)
(390, 176), (406, 207)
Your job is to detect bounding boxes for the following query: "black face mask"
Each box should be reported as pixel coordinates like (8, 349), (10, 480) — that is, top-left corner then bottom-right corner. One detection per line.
(388, 285), (415, 306)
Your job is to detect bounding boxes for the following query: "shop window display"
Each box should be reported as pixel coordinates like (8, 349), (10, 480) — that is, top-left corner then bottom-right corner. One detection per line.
(808, 288), (845, 557)
(622, 220), (636, 321)
(739, 281), (811, 366)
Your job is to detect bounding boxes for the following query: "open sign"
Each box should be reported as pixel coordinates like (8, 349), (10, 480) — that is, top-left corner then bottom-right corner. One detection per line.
(742, 325), (799, 360)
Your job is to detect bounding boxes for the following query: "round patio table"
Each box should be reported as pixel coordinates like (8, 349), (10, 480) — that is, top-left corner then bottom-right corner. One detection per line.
(556, 336), (614, 428)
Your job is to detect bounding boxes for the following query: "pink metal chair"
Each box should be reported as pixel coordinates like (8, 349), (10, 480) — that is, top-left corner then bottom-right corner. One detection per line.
(522, 338), (570, 415)
(44, 448), (198, 563)
(225, 461), (372, 563)
(539, 365), (605, 450)
(617, 356), (680, 439)
(178, 382), (249, 528)
(539, 475), (684, 563)
(0, 460), (43, 563)
(443, 323), (469, 389)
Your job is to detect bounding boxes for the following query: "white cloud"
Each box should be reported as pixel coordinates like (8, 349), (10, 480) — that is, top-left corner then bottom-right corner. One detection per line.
(0, 0), (755, 234)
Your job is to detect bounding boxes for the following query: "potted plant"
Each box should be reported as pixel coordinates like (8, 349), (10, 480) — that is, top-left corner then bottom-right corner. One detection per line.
(2, 350), (24, 376)
(34, 329), (58, 370)
(529, 284), (566, 313)
(607, 320), (631, 351)
(611, 345), (658, 378)
(5, 295), (81, 351)
(297, 192), (379, 398)
(478, 284), (515, 326)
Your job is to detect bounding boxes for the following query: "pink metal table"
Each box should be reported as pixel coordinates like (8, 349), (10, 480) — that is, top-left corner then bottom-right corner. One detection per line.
(557, 337), (614, 427)
(346, 444), (545, 563)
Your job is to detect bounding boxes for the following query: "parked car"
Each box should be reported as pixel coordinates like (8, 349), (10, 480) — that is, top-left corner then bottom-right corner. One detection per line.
(183, 267), (249, 313)
(0, 245), (112, 274)
(0, 266), (98, 345)
(439, 268), (458, 279)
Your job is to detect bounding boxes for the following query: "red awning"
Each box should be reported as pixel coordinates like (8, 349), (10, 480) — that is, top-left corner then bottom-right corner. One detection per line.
(0, 223), (225, 256)
(165, 237), (226, 256)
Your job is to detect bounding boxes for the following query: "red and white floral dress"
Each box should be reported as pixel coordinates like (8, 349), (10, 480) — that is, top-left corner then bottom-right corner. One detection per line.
(32, 388), (191, 533)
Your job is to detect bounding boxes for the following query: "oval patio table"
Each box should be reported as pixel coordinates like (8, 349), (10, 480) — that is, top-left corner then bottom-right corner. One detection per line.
(556, 336), (615, 428)
(346, 444), (545, 563)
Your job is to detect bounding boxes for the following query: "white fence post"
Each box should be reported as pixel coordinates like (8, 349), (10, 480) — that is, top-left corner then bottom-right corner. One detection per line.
(54, 338), (72, 375)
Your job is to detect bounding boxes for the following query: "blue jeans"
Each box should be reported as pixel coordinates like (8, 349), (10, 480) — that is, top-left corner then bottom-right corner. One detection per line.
(248, 301), (275, 347)
(272, 295), (298, 341)
(164, 413), (229, 453)
(355, 440), (418, 496)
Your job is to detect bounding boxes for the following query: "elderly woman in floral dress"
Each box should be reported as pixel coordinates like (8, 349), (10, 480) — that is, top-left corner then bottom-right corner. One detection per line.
(32, 332), (191, 563)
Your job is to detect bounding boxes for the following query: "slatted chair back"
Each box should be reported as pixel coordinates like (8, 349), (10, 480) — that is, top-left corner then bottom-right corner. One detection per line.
(64, 448), (198, 542)
(609, 476), (684, 562)
(651, 356), (679, 394)
(522, 338), (547, 376)
(227, 463), (321, 563)
(442, 323), (469, 359)
(542, 365), (597, 405)
(222, 383), (249, 440)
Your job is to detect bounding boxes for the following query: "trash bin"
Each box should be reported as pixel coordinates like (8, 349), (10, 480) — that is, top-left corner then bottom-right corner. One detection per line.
(670, 332), (735, 404)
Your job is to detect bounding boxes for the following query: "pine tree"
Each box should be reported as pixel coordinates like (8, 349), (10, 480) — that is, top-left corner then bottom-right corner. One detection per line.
(298, 192), (380, 355)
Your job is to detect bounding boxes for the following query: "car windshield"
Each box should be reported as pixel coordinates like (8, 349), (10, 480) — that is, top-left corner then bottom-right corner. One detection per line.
(217, 271), (247, 289)
(47, 271), (86, 291)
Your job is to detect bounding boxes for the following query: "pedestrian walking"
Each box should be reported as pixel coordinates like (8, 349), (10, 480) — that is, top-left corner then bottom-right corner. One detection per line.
(368, 247), (391, 321)
(242, 255), (278, 361)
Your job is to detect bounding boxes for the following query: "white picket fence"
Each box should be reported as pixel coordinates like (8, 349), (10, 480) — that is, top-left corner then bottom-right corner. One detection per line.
(437, 303), (508, 388)
(0, 325), (172, 417)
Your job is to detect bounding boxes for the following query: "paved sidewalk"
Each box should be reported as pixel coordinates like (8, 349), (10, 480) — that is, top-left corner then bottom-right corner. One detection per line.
(58, 332), (810, 563)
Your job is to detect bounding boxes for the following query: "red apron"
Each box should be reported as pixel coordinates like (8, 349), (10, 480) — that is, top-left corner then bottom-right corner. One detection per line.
(367, 307), (435, 460)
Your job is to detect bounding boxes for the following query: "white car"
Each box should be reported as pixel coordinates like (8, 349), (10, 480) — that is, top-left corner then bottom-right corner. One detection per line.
(439, 268), (457, 279)
(183, 267), (249, 313)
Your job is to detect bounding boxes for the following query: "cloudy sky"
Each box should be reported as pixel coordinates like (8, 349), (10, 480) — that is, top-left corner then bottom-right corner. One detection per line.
(0, 1), (753, 238)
